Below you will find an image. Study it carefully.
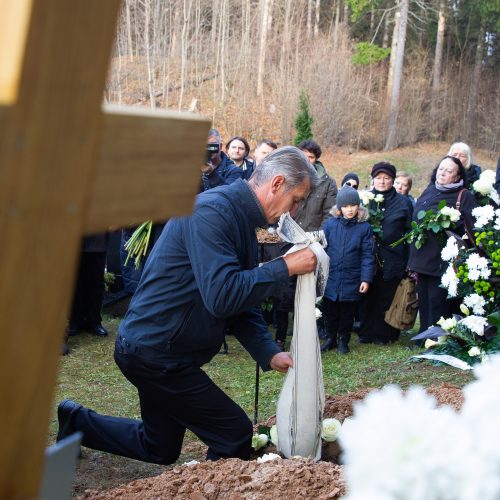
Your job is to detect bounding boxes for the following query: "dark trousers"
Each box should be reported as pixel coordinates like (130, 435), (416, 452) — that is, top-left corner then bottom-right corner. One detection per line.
(274, 309), (289, 342)
(324, 298), (355, 342)
(73, 340), (253, 465)
(69, 251), (106, 328)
(359, 273), (400, 343)
(417, 273), (458, 333)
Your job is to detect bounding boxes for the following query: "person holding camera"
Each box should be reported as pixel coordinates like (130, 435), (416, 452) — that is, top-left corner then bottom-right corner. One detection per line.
(201, 128), (243, 191)
(56, 147), (318, 466)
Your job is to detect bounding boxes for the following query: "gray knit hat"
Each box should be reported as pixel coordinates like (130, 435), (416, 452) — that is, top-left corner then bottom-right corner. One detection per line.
(336, 186), (360, 208)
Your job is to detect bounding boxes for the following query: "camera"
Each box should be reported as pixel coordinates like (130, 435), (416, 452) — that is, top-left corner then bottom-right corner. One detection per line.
(205, 143), (220, 164)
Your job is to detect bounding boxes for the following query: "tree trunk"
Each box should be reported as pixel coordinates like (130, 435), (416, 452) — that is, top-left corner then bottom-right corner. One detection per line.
(125, 0), (134, 60)
(467, 21), (485, 137)
(257, 0), (272, 97)
(144, 0), (155, 109)
(385, 0), (408, 151)
(431, 0), (446, 95)
(307, 0), (313, 39)
(382, 8), (390, 48)
(386, 7), (400, 100)
(314, 0), (321, 37)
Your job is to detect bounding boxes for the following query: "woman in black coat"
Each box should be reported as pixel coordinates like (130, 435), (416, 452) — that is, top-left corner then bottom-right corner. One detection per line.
(408, 156), (477, 333)
(358, 162), (413, 344)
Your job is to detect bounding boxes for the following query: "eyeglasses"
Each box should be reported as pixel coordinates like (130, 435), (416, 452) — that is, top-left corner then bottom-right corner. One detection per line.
(345, 181), (358, 190)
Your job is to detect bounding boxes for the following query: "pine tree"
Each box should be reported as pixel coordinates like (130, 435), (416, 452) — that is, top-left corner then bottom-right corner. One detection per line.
(294, 90), (314, 146)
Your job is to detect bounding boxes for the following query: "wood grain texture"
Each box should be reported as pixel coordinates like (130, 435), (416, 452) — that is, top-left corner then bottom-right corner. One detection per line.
(84, 105), (209, 233)
(0, 1), (121, 496)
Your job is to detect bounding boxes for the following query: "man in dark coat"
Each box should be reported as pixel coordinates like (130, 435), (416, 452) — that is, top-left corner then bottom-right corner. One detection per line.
(201, 128), (243, 191)
(56, 146), (318, 465)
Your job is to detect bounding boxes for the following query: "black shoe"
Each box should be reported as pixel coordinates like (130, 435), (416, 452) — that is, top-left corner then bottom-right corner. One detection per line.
(90, 324), (108, 337)
(56, 399), (83, 442)
(67, 324), (83, 336)
(337, 342), (350, 354)
(320, 337), (337, 353)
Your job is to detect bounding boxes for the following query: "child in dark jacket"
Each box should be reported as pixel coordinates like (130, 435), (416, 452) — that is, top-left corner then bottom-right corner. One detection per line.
(321, 186), (375, 354)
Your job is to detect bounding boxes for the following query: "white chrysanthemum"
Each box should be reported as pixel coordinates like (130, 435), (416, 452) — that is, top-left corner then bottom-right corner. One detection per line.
(441, 237), (459, 262)
(463, 294), (487, 315)
(458, 354), (500, 499)
(473, 177), (494, 196)
(480, 169), (496, 184)
(374, 194), (384, 203)
(341, 385), (462, 500)
(441, 264), (459, 297)
(489, 188), (500, 205)
(437, 316), (457, 331)
(472, 205), (495, 229)
(466, 253), (491, 280)
(440, 205), (461, 222)
(460, 315), (488, 336)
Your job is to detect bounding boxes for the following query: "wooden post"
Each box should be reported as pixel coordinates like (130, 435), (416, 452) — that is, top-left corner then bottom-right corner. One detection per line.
(0, 1), (209, 497)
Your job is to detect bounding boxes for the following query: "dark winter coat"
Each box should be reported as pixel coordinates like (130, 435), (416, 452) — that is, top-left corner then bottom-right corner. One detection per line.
(323, 206), (375, 302)
(119, 179), (288, 369)
(466, 164), (482, 185)
(370, 187), (413, 281)
(240, 157), (256, 180)
(294, 161), (338, 231)
(408, 183), (477, 277)
(201, 151), (243, 191)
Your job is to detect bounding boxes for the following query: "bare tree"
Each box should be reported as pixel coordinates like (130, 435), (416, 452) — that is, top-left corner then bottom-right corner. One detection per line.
(314, 0), (321, 37)
(386, 7), (400, 100)
(257, 0), (272, 97)
(385, 0), (409, 150)
(431, 0), (446, 95)
(307, 0), (313, 39)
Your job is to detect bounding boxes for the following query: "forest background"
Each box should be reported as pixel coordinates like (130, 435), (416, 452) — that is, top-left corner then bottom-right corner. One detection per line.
(106, 0), (499, 157)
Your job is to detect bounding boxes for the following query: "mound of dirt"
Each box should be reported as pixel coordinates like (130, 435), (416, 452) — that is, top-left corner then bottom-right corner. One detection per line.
(78, 385), (463, 499)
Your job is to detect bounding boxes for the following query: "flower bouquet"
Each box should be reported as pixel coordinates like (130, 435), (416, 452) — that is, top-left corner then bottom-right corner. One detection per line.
(471, 169), (500, 206)
(391, 199), (461, 249)
(359, 191), (384, 239)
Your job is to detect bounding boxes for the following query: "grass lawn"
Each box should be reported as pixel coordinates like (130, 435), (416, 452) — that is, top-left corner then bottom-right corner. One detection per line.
(51, 313), (474, 443)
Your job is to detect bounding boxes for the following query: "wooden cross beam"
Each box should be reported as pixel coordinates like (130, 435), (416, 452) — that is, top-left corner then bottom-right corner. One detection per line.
(0, 1), (210, 497)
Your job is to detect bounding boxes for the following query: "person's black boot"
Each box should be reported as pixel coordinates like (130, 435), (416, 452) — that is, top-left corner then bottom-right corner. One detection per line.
(321, 337), (337, 353)
(337, 334), (350, 354)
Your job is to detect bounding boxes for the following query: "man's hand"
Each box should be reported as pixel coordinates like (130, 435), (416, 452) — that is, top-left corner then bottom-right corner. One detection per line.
(201, 163), (215, 175)
(283, 248), (317, 276)
(359, 281), (370, 293)
(270, 351), (294, 373)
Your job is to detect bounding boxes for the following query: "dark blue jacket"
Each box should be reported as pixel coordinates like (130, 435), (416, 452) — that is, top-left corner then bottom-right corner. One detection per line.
(119, 180), (288, 369)
(370, 187), (413, 281)
(323, 207), (375, 302)
(240, 157), (256, 180)
(408, 183), (476, 277)
(201, 151), (243, 191)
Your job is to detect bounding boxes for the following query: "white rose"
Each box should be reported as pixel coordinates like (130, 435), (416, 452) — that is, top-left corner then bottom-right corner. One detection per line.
(374, 194), (384, 203)
(256, 453), (281, 463)
(440, 206), (461, 222)
(321, 418), (342, 442)
(460, 303), (470, 316)
(436, 316), (457, 331)
(252, 433), (269, 451)
(425, 339), (439, 349)
(468, 346), (482, 357)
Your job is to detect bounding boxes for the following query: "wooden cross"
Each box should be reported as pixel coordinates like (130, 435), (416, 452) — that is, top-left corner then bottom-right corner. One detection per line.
(0, 1), (209, 497)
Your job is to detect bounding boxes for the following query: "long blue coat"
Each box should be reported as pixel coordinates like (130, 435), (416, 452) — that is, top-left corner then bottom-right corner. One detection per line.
(323, 206), (375, 302)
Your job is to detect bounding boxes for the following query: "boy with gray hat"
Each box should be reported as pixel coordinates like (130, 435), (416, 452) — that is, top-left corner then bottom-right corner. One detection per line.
(321, 186), (375, 354)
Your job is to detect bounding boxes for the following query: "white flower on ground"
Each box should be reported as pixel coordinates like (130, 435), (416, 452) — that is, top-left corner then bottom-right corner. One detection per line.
(321, 418), (342, 442)
(340, 385), (462, 500)
(256, 453), (281, 463)
(315, 307), (322, 320)
(441, 264), (459, 297)
(269, 424), (278, 446)
(472, 205), (495, 229)
(374, 194), (384, 203)
(463, 294), (487, 316)
(183, 460), (199, 466)
(437, 316), (457, 331)
(460, 315), (488, 336)
(468, 346), (482, 357)
(441, 237), (459, 262)
(425, 339), (439, 349)
(251, 433), (269, 451)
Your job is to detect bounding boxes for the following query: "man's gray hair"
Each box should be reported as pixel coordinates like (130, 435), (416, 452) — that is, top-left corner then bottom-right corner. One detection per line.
(448, 142), (472, 169)
(250, 146), (318, 190)
(208, 128), (221, 143)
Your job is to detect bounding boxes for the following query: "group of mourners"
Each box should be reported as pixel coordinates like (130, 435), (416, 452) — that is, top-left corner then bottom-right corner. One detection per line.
(205, 133), (486, 355)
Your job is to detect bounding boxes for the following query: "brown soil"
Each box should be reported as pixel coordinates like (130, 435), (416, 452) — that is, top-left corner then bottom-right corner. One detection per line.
(78, 384), (463, 499)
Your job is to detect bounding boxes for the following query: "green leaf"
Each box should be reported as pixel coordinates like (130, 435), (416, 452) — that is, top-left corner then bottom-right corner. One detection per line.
(417, 210), (427, 220)
(437, 200), (447, 210)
